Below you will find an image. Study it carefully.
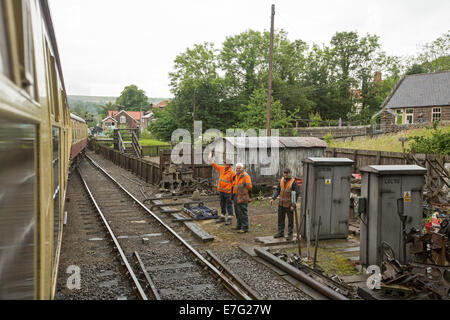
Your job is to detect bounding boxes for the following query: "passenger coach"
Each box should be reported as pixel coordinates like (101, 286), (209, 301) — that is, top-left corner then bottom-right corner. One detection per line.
(0, 0), (88, 299)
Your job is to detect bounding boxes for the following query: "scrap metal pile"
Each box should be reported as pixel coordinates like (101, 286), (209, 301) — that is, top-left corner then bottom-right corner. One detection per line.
(380, 218), (450, 300)
(159, 163), (213, 196)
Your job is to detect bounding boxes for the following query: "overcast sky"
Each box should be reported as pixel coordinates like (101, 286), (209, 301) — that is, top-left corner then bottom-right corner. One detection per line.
(49, 0), (450, 98)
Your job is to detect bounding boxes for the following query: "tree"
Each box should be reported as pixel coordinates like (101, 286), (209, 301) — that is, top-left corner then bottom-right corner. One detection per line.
(406, 63), (426, 75)
(115, 85), (150, 111)
(219, 30), (268, 102)
(237, 88), (291, 130)
(416, 30), (450, 72)
(169, 42), (219, 92)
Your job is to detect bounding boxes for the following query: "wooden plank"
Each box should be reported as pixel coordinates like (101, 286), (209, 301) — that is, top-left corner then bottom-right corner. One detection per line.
(184, 222), (214, 242)
(171, 213), (193, 222)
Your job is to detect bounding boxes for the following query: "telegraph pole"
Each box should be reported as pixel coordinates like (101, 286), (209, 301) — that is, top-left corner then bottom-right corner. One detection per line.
(192, 89), (196, 178)
(267, 4), (275, 136)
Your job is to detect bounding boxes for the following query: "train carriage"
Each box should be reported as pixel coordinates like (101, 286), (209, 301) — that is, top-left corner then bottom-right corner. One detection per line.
(0, 0), (87, 299)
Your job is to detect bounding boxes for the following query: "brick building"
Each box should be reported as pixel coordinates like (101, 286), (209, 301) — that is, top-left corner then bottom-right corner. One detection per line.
(378, 71), (450, 129)
(101, 106), (143, 131)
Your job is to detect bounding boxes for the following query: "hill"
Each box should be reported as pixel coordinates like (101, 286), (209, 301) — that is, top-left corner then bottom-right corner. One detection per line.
(67, 95), (170, 108)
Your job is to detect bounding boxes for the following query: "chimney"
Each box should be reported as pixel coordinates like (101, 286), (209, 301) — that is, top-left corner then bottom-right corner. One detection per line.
(118, 105), (125, 112)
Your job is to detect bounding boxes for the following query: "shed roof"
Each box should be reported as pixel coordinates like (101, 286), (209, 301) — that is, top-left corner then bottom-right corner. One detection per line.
(383, 71), (450, 109)
(215, 136), (327, 149)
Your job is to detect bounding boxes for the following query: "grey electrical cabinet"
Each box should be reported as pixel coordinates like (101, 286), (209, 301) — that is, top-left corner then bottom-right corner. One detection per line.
(359, 165), (426, 267)
(301, 158), (354, 240)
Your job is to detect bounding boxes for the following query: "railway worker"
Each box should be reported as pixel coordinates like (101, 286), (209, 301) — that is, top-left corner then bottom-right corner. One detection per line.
(209, 153), (235, 225)
(231, 163), (252, 234)
(270, 168), (299, 241)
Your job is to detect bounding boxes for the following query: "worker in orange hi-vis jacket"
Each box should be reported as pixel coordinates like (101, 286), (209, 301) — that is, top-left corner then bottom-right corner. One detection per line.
(231, 163), (252, 233)
(209, 152), (235, 225)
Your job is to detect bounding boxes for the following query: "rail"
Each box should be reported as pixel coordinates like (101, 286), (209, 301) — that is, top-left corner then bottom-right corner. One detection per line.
(84, 154), (255, 300)
(76, 166), (148, 300)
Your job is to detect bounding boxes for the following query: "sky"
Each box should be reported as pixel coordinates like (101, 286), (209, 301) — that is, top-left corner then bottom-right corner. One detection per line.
(49, 0), (450, 98)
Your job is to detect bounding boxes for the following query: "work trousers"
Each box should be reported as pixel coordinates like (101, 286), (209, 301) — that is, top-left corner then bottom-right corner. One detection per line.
(233, 198), (248, 232)
(278, 206), (294, 235)
(219, 192), (233, 217)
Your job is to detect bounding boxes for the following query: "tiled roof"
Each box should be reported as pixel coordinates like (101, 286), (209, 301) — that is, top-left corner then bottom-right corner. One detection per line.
(384, 71), (450, 109)
(108, 110), (143, 120)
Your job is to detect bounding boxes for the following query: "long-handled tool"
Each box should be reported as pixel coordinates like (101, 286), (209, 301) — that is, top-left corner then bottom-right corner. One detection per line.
(313, 215), (321, 270)
(292, 191), (301, 257)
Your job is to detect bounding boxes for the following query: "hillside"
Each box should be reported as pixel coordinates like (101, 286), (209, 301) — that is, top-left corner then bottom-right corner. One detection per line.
(68, 95), (170, 107)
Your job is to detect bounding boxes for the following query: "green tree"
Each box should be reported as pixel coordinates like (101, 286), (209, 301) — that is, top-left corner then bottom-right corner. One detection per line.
(406, 63), (426, 75)
(237, 88), (291, 130)
(416, 30), (450, 72)
(115, 85), (150, 111)
(169, 42), (219, 92)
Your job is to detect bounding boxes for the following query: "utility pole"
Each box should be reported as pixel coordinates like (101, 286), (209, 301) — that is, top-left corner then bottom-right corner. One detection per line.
(192, 89), (196, 178)
(267, 4), (275, 136)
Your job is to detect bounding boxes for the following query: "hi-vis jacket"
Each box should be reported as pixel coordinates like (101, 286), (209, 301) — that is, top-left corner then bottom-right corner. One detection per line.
(272, 177), (299, 208)
(213, 162), (235, 194)
(232, 171), (252, 204)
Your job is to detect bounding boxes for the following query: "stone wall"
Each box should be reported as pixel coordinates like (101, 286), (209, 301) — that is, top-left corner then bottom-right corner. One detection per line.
(296, 125), (371, 139)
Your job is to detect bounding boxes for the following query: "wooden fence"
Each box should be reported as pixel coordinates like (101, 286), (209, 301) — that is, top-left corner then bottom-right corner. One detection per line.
(325, 147), (450, 198)
(89, 140), (212, 186)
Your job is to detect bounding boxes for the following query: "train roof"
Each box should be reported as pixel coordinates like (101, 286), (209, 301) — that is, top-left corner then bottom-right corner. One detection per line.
(70, 113), (86, 123)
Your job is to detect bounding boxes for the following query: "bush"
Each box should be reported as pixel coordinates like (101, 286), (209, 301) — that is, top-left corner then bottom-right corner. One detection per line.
(309, 112), (322, 127)
(407, 122), (450, 155)
(323, 133), (334, 144)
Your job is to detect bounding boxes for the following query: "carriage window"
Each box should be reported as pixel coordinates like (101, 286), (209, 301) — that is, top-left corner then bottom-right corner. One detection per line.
(13, 0), (37, 100)
(52, 127), (60, 267)
(49, 56), (59, 122)
(0, 1), (11, 78)
(0, 120), (36, 299)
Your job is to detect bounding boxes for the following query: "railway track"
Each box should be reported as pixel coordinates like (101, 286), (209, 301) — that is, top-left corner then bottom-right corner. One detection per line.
(56, 172), (136, 300)
(75, 155), (258, 300)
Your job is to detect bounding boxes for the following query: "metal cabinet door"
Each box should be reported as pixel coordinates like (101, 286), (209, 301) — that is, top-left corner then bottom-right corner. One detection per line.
(401, 175), (424, 263)
(379, 176), (402, 263)
(330, 166), (351, 237)
(314, 167), (333, 237)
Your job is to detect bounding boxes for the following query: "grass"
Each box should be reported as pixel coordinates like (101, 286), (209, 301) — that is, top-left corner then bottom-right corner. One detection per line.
(329, 125), (450, 153)
(139, 139), (170, 147)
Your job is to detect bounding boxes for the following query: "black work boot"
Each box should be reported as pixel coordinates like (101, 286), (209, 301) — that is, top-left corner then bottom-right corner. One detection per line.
(273, 233), (284, 238)
(286, 234), (293, 241)
(216, 216), (225, 223)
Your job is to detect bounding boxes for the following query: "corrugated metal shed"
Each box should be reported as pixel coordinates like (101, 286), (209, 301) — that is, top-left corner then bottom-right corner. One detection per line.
(208, 137), (328, 186)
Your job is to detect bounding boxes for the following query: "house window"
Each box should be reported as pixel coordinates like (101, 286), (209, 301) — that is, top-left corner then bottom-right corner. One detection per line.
(396, 110), (403, 124)
(120, 116), (126, 124)
(432, 108), (441, 122)
(406, 109), (414, 124)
